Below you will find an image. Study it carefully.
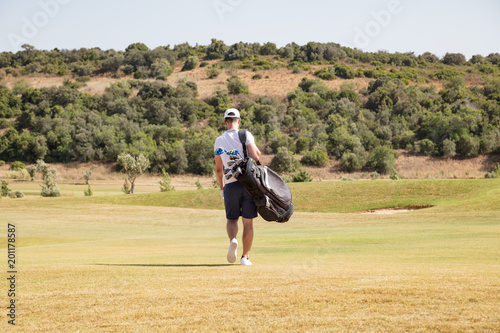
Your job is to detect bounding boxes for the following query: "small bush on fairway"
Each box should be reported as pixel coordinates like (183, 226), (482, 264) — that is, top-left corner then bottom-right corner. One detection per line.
(36, 160), (61, 197)
(26, 165), (36, 181)
(390, 168), (400, 180)
(84, 185), (93, 196)
(195, 179), (203, 190)
(494, 163), (500, 178)
(82, 170), (92, 184)
(159, 169), (175, 192)
(1, 180), (10, 197)
(117, 153), (150, 194)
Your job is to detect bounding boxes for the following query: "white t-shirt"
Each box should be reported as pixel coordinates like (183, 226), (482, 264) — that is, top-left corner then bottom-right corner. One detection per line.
(214, 129), (255, 184)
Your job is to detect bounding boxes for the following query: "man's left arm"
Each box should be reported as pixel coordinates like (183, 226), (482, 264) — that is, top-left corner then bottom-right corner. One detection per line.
(247, 143), (261, 163)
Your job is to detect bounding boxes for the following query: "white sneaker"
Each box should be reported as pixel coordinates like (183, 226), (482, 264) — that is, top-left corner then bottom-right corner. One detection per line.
(240, 257), (252, 266)
(227, 238), (238, 263)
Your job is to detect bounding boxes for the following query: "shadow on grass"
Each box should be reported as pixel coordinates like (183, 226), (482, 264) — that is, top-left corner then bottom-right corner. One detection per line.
(92, 263), (233, 267)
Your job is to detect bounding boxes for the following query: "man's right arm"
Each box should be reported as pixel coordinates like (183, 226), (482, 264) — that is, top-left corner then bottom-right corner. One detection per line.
(214, 155), (224, 190)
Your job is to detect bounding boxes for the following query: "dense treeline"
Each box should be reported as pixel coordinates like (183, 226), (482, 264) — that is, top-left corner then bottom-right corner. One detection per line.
(1, 41), (499, 175)
(1, 40), (499, 79)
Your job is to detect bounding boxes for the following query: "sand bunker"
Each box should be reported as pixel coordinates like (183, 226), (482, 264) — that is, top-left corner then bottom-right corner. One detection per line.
(361, 205), (433, 215)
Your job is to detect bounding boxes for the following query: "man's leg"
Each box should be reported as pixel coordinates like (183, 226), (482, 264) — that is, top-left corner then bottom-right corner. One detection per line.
(226, 219), (239, 263)
(241, 218), (253, 258)
(227, 219), (238, 240)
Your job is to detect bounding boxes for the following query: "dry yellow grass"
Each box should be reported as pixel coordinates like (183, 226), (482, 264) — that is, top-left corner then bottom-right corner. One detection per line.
(1, 59), (458, 102)
(1, 189), (499, 332)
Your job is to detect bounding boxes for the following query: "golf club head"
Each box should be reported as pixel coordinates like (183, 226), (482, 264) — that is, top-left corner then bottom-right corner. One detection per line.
(225, 172), (234, 180)
(224, 168), (232, 175)
(227, 160), (236, 167)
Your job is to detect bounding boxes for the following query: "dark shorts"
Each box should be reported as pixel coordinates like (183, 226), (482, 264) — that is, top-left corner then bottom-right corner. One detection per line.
(224, 182), (258, 220)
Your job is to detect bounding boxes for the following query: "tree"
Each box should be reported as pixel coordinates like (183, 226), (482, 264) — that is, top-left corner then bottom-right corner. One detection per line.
(206, 39), (228, 60)
(301, 148), (329, 167)
(259, 42), (278, 55)
(442, 139), (456, 158)
(227, 77), (249, 95)
(270, 147), (300, 173)
(117, 153), (150, 194)
(442, 53), (466, 65)
(181, 56), (199, 71)
(35, 159), (61, 197)
(367, 146), (398, 174)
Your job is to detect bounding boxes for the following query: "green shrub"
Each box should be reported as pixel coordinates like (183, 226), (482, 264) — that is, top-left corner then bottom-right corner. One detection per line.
(432, 68), (461, 80)
(227, 77), (249, 95)
(295, 137), (310, 153)
(390, 168), (400, 180)
(314, 67), (336, 80)
(0, 160), (5, 167)
(206, 67), (221, 79)
(10, 161), (26, 171)
(199, 61), (209, 68)
(301, 149), (329, 167)
(15, 190), (24, 198)
(252, 74), (262, 80)
(368, 146), (398, 174)
(443, 53), (466, 65)
(335, 64), (356, 79)
(339, 152), (365, 172)
(270, 147), (300, 173)
(76, 76), (90, 83)
(416, 139), (436, 156)
(181, 56), (199, 71)
(370, 172), (380, 180)
(1, 180), (9, 197)
(195, 179), (203, 190)
(493, 163), (500, 178)
(442, 139), (456, 158)
(484, 172), (496, 179)
(292, 170), (313, 182)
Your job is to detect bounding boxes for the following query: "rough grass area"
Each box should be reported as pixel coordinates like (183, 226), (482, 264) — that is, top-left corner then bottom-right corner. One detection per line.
(1, 180), (499, 332)
(80, 179), (500, 213)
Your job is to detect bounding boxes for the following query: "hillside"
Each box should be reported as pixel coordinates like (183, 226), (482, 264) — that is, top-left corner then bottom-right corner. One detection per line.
(0, 41), (499, 179)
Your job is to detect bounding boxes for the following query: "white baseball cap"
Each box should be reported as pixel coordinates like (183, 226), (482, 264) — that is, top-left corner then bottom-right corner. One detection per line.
(224, 108), (240, 119)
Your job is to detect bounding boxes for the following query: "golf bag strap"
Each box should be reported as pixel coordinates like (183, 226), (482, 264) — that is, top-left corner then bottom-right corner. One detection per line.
(238, 130), (248, 158)
(238, 129), (261, 165)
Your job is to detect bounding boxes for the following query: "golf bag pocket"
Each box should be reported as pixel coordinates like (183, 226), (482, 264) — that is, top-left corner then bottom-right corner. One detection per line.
(255, 195), (294, 223)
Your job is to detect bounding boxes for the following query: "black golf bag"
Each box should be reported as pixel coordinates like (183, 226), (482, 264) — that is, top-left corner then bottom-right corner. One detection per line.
(234, 130), (294, 223)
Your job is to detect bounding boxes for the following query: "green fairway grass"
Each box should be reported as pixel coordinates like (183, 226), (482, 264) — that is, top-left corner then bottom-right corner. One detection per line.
(1, 179), (499, 332)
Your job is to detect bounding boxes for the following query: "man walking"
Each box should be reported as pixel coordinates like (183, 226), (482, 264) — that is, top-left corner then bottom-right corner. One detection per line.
(214, 108), (261, 265)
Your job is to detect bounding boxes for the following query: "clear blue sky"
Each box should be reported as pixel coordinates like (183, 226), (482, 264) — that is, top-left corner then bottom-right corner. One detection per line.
(1, 0), (499, 59)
